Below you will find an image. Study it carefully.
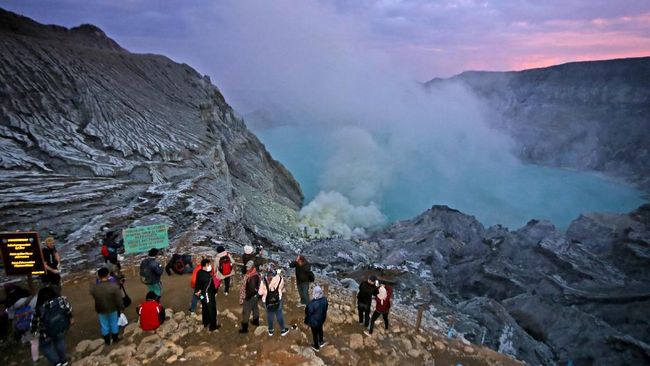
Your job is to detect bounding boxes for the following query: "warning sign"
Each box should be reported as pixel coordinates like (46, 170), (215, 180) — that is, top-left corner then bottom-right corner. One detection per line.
(123, 224), (169, 254)
(0, 232), (46, 276)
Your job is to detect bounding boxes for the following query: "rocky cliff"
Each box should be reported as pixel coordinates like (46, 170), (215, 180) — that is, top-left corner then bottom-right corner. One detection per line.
(427, 57), (650, 191)
(0, 8), (303, 266)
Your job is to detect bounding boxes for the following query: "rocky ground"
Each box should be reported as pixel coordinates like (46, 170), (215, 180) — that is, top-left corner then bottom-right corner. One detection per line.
(1, 255), (521, 366)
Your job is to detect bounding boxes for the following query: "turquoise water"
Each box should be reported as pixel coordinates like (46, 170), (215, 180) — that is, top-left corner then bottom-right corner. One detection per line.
(255, 125), (647, 230)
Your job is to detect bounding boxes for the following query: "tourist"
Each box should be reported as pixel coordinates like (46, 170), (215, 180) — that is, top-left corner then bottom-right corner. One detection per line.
(215, 246), (235, 295)
(194, 259), (219, 331)
(6, 286), (39, 362)
(136, 291), (165, 331)
(289, 255), (314, 307)
(41, 236), (62, 293)
(304, 285), (328, 352)
(258, 264), (289, 336)
(365, 284), (392, 336)
(165, 253), (193, 276)
(90, 267), (124, 345)
(139, 248), (164, 299)
(241, 245), (262, 274)
(31, 287), (73, 366)
(238, 261), (261, 333)
(357, 275), (379, 327)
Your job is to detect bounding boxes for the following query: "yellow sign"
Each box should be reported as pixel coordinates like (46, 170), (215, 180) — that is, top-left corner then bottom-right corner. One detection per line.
(0, 232), (46, 276)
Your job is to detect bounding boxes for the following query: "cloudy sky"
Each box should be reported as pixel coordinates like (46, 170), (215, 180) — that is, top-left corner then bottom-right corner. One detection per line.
(2, 0), (649, 82)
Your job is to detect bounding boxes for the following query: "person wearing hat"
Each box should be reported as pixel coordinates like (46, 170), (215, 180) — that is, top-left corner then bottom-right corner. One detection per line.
(41, 236), (62, 293)
(357, 275), (379, 328)
(304, 285), (328, 351)
(241, 245), (261, 274)
(215, 246), (235, 296)
(238, 260), (261, 333)
(139, 248), (164, 299)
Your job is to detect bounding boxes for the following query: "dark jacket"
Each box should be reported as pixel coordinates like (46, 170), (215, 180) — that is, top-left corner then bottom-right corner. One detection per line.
(304, 297), (328, 327)
(141, 258), (164, 284)
(290, 261), (313, 284)
(90, 281), (124, 314)
(194, 269), (216, 301)
(357, 281), (379, 306)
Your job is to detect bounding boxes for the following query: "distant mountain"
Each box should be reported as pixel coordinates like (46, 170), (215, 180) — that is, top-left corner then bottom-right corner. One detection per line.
(427, 57), (650, 191)
(0, 8), (303, 264)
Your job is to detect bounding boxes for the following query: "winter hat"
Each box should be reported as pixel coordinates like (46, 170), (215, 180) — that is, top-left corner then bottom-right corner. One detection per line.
(216, 245), (225, 253)
(245, 260), (255, 271)
(244, 245), (254, 255)
(377, 286), (387, 301)
(313, 285), (323, 299)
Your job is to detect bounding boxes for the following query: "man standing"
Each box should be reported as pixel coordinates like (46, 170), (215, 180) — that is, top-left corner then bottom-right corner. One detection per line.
(357, 275), (379, 328)
(140, 248), (164, 299)
(194, 259), (219, 331)
(41, 236), (62, 293)
(289, 256), (314, 307)
(90, 267), (124, 345)
(238, 261), (261, 334)
(215, 246), (234, 296)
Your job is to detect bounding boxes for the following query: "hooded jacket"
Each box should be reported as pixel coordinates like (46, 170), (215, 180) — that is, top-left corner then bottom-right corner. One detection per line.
(305, 297), (328, 327)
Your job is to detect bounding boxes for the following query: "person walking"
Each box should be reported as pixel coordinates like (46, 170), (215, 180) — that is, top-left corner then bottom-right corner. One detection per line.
(238, 261), (261, 333)
(215, 246), (235, 296)
(90, 267), (124, 345)
(289, 256), (314, 307)
(137, 291), (165, 331)
(357, 275), (379, 328)
(140, 248), (164, 299)
(30, 287), (73, 366)
(41, 236), (62, 293)
(304, 285), (328, 352)
(194, 259), (220, 331)
(365, 284), (392, 336)
(258, 264), (289, 336)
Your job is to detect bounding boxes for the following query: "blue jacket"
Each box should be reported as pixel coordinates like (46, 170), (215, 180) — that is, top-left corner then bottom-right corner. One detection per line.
(304, 297), (328, 327)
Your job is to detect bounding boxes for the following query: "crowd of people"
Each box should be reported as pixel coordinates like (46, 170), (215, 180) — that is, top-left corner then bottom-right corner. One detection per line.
(1, 235), (394, 365)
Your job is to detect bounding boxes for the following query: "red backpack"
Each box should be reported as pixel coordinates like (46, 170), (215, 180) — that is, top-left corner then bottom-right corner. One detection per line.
(219, 255), (232, 276)
(101, 244), (109, 258)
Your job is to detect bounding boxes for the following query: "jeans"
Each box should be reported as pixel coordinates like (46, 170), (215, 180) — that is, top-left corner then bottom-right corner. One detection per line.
(147, 282), (162, 298)
(310, 325), (324, 349)
(297, 282), (310, 305)
(265, 300), (286, 331)
(241, 296), (259, 323)
(222, 277), (231, 294)
(98, 311), (119, 336)
(40, 336), (67, 365)
(189, 293), (199, 312)
(358, 302), (371, 327)
(368, 311), (389, 334)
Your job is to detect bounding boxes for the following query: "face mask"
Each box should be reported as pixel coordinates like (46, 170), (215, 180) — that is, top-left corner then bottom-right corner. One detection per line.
(205, 265), (212, 272)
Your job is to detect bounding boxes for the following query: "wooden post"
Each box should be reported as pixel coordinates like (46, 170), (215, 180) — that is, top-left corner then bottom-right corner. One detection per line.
(323, 283), (329, 296)
(352, 290), (358, 308)
(415, 305), (425, 333)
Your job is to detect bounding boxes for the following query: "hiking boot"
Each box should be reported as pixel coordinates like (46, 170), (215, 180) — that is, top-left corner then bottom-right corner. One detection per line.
(268, 329), (274, 336)
(103, 335), (111, 345)
(251, 318), (260, 326)
(111, 333), (120, 344)
(281, 328), (290, 336)
(238, 322), (249, 334)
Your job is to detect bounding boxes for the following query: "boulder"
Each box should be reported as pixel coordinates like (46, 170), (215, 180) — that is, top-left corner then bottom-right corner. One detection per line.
(349, 334), (364, 350)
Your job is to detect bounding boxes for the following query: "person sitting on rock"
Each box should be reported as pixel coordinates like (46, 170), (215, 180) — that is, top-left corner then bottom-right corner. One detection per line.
(238, 260), (261, 333)
(258, 264), (289, 336)
(194, 259), (220, 331)
(304, 285), (328, 352)
(289, 255), (314, 307)
(215, 246), (235, 296)
(137, 291), (165, 332)
(90, 267), (124, 345)
(357, 275), (379, 328)
(365, 284), (392, 336)
(165, 253), (194, 276)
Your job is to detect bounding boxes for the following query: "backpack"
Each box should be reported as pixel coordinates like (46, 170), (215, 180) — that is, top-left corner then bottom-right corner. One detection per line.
(264, 277), (282, 312)
(173, 259), (185, 275)
(41, 300), (70, 337)
(140, 258), (154, 285)
(307, 270), (315, 282)
(13, 301), (33, 335)
(219, 255), (232, 276)
(101, 244), (110, 258)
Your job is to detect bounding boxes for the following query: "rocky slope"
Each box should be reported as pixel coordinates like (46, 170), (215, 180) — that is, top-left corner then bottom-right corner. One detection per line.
(0, 8), (303, 266)
(427, 57), (650, 191)
(303, 204), (650, 365)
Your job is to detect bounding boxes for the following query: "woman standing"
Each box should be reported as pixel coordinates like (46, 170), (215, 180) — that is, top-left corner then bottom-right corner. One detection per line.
(289, 256), (314, 307)
(31, 287), (73, 366)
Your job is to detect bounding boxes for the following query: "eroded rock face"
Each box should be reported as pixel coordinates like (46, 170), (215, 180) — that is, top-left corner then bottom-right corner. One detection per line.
(0, 8), (303, 264)
(309, 204), (650, 366)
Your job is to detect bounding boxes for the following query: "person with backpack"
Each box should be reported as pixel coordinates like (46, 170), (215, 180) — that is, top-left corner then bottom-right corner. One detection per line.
(364, 284), (392, 336)
(289, 255), (314, 307)
(258, 264), (289, 336)
(90, 267), (124, 345)
(137, 291), (165, 331)
(357, 275), (379, 328)
(215, 246), (234, 296)
(30, 287), (73, 366)
(165, 254), (193, 276)
(140, 248), (164, 299)
(100, 229), (122, 272)
(7, 292), (39, 362)
(304, 285), (328, 352)
(194, 259), (220, 331)
(238, 260), (261, 334)
(41, 236), (62, 293)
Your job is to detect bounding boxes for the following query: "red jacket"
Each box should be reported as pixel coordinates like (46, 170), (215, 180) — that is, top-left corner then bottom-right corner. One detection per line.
(191, 265), (214, 288)
(137, 300), (164, 331)
(375, 286), (392, 313)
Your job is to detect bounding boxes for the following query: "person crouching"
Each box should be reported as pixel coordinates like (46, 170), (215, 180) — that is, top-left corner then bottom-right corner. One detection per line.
(137, 291), (165, 331)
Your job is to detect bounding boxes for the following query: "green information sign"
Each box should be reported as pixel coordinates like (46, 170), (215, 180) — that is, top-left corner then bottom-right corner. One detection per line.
(123, 224), (169, 254)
